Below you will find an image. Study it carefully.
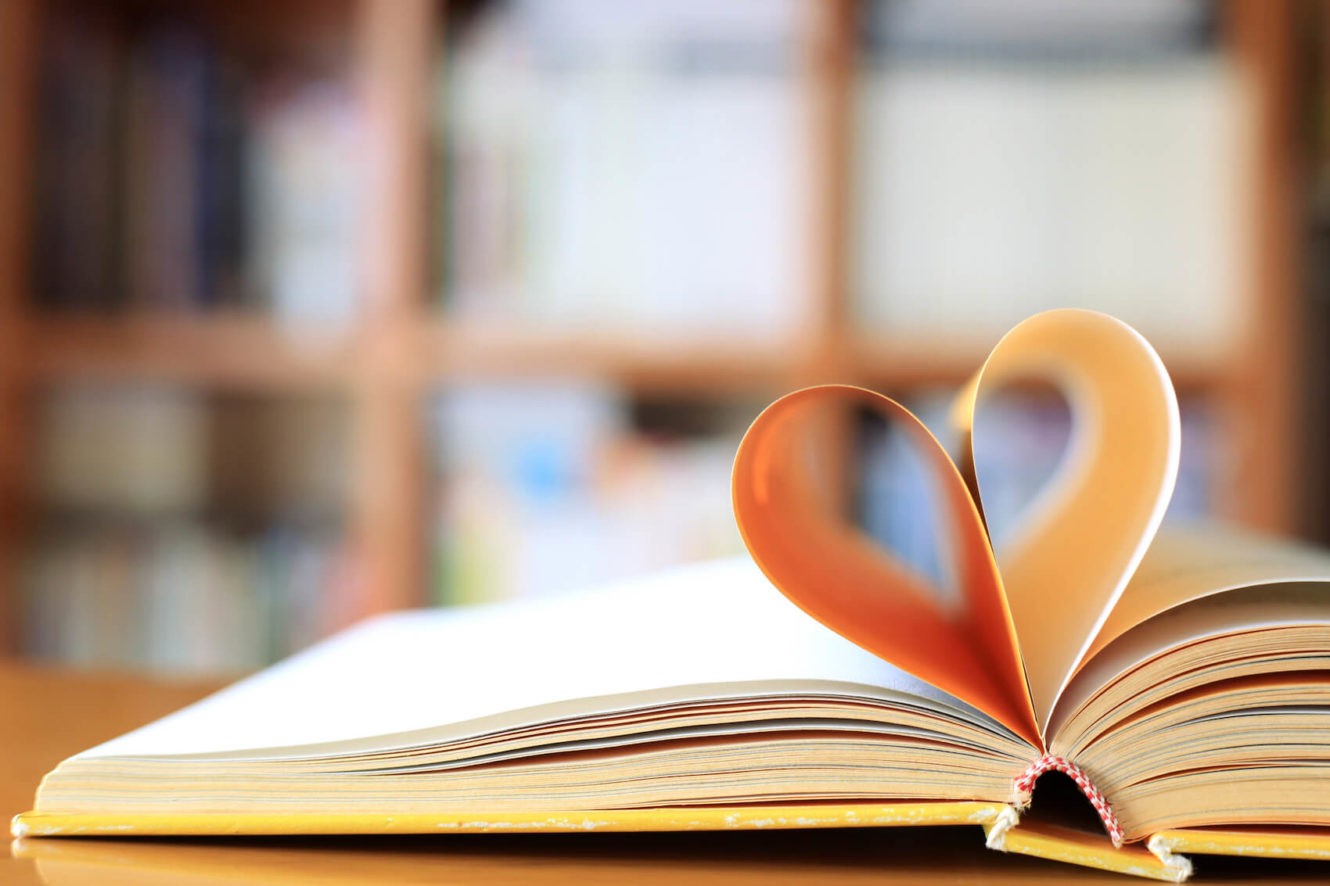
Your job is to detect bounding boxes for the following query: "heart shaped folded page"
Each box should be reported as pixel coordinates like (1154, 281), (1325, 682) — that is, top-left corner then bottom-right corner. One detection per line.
(732, 310), (1180, 747)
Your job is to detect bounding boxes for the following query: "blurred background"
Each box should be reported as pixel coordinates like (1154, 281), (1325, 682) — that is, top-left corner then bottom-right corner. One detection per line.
(0, 0), (1323, 675)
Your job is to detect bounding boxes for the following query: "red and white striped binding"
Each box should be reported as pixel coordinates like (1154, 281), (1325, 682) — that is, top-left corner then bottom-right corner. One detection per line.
(1013, 755), (1125, 848)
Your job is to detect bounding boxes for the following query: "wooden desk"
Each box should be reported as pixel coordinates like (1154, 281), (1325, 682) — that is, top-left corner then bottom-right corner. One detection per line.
(2, 663), (1326, 885)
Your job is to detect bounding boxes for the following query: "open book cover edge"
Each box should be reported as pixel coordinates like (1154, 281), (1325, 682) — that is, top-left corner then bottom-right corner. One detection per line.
(19, 804), (1330, 881)
(11, 801), (1008, 838)
(9, 803), (1172, 882)
(988, 819), (1191, 882)
(1150, 826), (1330, 861)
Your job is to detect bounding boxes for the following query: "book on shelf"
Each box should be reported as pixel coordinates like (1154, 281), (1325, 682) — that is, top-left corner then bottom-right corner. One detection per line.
(862, 0), (1215, 60)
(854, 10), (1246, 354)
(22, 518), (350, 674)
(16, 310), (1330, 881)
(431, 381), (746, 605)
(24, 387), (353, 673)
(438, 0), (809, 337)
(31, 5), (360, 322)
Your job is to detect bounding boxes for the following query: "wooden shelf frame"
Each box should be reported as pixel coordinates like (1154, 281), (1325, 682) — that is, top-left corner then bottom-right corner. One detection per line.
(0, 0), (1307, 656)
(28, 316), (357, 390)
(22, 315), (1240, 396)
(0, 0), (40, 654)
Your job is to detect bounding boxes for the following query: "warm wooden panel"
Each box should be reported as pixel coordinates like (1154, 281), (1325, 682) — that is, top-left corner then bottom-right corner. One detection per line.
(22, 317), (1235, 397)
(28, 316), (357, 390)
(349, 0), (434, 616)
(1224, 0), (1301, 533)
(805, 0), (857, 378)
(425, 323), (804, 394)
(0, 0), (40, 654)
(851, 337), (1232, 395)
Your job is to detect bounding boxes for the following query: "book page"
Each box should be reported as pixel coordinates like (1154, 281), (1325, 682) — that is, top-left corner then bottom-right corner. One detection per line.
(732, 384), (1039, 745)
(1049, 579), (1330, 743)
(80, 558), (1004, 759)
(1086, 524), (1330, 659)
(956, 310), (1180, 732)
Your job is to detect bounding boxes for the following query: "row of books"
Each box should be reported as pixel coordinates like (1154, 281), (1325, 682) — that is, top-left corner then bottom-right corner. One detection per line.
(25, 384), (354, 672)
(428, 382), (752, 604)
(438, 0), (810, 338)
(23, 381), (761, 669)
(439, 0), (1240, 347)
(862, 0), (1215, 59)
(33, 5), (360, 323)
(22, 378), (1223, 671)
(21, 521), (352, 673)
(31, 0), (1239, 346)
(852, 58), (1245, 351)
(38, 386), (347, 520)
(864, 0), (1235, 349)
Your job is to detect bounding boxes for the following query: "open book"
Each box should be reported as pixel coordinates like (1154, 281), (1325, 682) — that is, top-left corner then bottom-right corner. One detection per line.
(15, 310), (1330, 881)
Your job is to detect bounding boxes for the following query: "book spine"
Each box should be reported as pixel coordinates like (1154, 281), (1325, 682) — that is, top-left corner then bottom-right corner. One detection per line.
(1012, 754), (1124, 847)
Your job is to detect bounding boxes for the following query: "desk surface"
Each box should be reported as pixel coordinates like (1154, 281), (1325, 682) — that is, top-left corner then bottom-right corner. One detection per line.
(2, 663), (1327, 885)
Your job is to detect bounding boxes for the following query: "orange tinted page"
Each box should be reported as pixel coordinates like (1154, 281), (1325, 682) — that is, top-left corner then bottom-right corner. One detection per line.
(732, 385), (1039, 747)
(957, 311), (1180, 731)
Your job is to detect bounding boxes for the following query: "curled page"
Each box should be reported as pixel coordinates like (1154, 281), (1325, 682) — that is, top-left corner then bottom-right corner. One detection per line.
(732, 385), (1039, 747)
(956, 310), (1180, 731)
(733, 310), (1178, 746)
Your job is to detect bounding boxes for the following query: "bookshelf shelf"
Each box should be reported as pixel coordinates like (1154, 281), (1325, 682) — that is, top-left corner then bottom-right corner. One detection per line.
(847, 338), (989, 390)
(0, 0), (1309, 661)
(849, 337), (1233, 394)
(21, 317), (1239, 397)
(28, 315), (357, 390)
(425, 323), (802, 394)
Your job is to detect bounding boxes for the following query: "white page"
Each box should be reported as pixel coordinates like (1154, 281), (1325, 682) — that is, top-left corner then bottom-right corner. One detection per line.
(83, 558), (996, 759)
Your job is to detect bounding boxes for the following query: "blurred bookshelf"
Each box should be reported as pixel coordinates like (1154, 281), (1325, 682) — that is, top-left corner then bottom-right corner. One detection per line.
(0, 0), (1312, 670)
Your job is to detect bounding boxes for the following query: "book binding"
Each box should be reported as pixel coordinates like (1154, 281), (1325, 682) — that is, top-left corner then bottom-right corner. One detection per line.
(1013, 755), (1124, 847)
